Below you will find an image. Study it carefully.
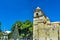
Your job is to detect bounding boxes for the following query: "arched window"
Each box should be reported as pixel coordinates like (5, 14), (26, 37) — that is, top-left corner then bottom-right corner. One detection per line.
(36, 13), (38, 17)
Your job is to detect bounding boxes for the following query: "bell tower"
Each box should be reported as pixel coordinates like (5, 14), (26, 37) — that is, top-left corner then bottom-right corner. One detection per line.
(34, 7), (44, 18)
(33, 7), (47, 40)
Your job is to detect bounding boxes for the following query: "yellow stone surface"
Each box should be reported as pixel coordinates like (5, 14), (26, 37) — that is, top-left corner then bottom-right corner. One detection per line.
(33, 7), (60, 40)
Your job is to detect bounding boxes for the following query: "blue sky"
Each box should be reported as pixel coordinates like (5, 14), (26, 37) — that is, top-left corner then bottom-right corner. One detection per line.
(0, 0), (60, 31)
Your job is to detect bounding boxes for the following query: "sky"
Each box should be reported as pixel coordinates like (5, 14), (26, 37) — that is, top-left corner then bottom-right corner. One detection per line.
(0, 0), (60, 31)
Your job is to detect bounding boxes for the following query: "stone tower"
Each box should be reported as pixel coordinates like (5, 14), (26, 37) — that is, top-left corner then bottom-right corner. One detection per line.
(33, 7), (60, 40)
(33, 7), (47, 40)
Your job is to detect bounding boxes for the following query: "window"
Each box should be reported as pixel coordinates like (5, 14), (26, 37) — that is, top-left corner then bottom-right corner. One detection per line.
(36, 13), (38, 17)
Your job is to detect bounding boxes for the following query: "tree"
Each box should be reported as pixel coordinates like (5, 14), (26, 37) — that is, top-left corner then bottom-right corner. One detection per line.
(11, 20), (33, 38)
(11, 21), (22, 31)
(8, 32), (13, 39)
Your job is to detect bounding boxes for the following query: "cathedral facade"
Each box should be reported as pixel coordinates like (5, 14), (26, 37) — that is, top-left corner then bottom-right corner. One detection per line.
(33, 7), (60, 40)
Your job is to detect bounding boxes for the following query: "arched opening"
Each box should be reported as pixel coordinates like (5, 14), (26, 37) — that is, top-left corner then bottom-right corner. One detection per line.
(36, 13), (38, 17)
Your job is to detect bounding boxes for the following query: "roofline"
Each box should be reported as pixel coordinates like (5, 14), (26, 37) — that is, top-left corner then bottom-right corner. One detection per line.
(51, 22), (60, 24)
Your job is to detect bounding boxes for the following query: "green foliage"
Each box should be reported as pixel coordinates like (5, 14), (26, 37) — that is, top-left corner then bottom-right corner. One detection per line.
(11, 20), (33, 38)
(0, 32), (3, 36)
(8, 32), (13, 39)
